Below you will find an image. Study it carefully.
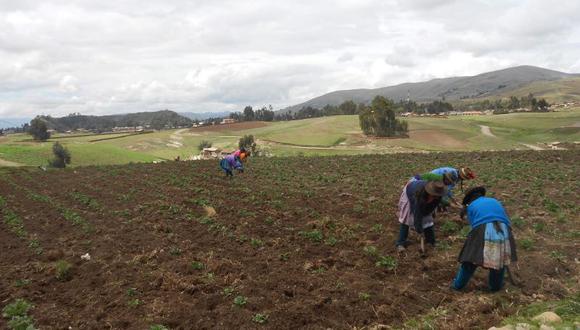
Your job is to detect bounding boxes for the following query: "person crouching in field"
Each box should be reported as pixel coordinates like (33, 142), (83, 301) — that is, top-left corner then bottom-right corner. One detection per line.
(232, 147), (250, 161)
(219, 154), (243, 177)
(396, 180), (447, 252)
(430, 167), (476, 210)
(452, 186), (517, 292)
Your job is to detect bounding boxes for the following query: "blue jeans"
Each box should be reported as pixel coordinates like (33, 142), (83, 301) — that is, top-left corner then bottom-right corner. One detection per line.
(396, 224), (435, 246)
(452, 262), (505, 292)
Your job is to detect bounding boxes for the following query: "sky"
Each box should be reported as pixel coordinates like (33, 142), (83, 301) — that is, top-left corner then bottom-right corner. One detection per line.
(1, 0), (580, 118)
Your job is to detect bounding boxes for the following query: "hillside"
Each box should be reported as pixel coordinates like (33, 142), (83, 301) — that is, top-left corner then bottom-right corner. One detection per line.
(283, 65), (577, 112)
(40, 110), (192, 132)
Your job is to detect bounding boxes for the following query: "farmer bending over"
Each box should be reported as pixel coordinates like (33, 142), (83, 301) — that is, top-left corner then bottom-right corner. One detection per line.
(429, 167), (476, 209)
(451, 186), (517, 292)
(219, 154), (243, 177)
(396, 180), (447, 252)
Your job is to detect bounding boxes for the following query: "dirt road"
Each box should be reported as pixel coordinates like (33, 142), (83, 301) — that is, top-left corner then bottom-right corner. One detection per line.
(479, 125), (496, 137)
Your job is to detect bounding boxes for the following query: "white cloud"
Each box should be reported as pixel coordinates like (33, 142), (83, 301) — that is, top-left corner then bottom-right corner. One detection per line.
(0, 0), (579, 118)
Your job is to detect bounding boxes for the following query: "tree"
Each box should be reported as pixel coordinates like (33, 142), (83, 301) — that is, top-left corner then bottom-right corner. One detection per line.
(339, 100), (357, 115)
(243, 106), (255, 121)
(358, 96), (408, 137)
(49, 142), (71, 168)
(238, 134), (257, 154)
(29, 117), (51, 141)
(537, 98), (550, 112)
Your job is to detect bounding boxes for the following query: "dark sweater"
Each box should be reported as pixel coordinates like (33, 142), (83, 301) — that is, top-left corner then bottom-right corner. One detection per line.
(406, 180), (441, 233)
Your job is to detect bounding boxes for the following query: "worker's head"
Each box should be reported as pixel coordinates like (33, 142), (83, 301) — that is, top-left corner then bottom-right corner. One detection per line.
(425, 181), (447, 198)
(459, 167), (476, 180)
(443, 172), (458, 185)
(462, 186), (486, 206)
(240, 147), (246, 153)
(239, 152), (247, 161)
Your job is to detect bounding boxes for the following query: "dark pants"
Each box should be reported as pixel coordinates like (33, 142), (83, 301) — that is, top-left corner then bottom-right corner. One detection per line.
(452, 262), (505, 292)
(396, 224), (435, 247)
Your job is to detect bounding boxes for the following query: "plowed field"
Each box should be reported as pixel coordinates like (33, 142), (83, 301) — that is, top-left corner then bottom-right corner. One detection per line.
(0, 151), (578, 329)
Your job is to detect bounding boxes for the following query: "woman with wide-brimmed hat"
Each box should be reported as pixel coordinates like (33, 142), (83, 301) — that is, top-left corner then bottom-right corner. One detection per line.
(451, 186), (517, 292)
(396, 180), (448, 252)
(428, 167), (476, 209)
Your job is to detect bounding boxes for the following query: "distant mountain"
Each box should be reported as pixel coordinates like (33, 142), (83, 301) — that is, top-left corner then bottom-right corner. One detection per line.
(283, 65), (577, 112)
(0, 118), (30, 129)
(180, 111), (231, 120)
(40, 110), (192, 132)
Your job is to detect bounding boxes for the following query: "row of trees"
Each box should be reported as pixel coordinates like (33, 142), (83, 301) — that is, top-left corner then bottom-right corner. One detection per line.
(458, 93), (550, 112)
(229, 105), (276, 122)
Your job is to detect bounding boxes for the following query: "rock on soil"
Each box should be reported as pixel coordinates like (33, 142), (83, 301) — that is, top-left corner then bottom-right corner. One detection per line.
(532, 312), (562, 324)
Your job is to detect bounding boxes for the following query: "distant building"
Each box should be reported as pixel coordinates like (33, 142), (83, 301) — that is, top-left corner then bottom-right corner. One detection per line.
(221, 118), (236, 124)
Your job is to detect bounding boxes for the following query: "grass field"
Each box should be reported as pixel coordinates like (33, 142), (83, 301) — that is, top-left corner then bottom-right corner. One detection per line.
(1, 108), (578, 166)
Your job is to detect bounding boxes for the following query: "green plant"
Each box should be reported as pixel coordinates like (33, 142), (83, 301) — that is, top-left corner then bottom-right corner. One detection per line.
(2, 299), (36, 330)
(371, 223), (383, 233)
(325, 236), (338, 246)
(520, 238), (534, 250)
(533, 222), (545, 233)
(279, 252), (290, 261)
(250, 238), (264, 248)
(55, 260), (72, 281)
(169, 246), (182, 256)
(150, 325), (170, 330)
(223, 287), (234, 296)
(233, 295), (247, 307)
(49, 142), (71, 168)
(252, 313), (268, 324)
(127, 288), (138, 297)
(363, 245), (379, 257)
(376, 255), (397, 270)
(359, 292), (371, 301)
(128, 299), (142, 308)
(191, 261), (204, 270)
(511, 216), (525, 227)
(441, 221), (459, 234)
(299, 230), (323, 243)
(550, 250), (566, 262)
(14, 279), (30, 288)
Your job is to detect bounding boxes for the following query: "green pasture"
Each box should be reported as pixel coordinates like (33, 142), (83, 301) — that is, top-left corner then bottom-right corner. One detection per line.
(1, 107), (578, 166)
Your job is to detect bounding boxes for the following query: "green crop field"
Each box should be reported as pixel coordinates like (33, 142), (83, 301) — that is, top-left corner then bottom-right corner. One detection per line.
(1, 108), (578, 167)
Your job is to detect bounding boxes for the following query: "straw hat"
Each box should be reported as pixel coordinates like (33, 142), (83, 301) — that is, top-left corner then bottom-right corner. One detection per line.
(425, 181), (448, 197)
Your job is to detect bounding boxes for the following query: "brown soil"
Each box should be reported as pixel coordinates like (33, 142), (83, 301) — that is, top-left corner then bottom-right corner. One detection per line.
(0, 151), (578, 329)
(410, 130), (467, 148)
(191, 121), (270, 132)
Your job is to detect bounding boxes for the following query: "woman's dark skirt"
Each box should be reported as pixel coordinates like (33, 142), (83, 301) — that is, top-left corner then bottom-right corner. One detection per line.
(458, 221), (517, 266)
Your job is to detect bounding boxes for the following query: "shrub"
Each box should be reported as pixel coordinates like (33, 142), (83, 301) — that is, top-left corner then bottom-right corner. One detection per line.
(2, 299), (36, 330)
(49, 142), (71, 168)
(238, 135), (257, 154)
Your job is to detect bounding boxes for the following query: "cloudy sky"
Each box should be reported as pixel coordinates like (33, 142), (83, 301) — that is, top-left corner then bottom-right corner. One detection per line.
(1, 0), (579, 118)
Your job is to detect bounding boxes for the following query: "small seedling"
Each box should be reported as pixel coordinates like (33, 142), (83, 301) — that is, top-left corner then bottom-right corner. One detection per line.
(15, 279), (30, 288)
(150, 325), (169, 330)
(550, 250), (566, 262)
(299, 230), (323, 243)
(128, 299), (142, 308)
(2, 299), (33, 319)
(233, 296), (247, 307)
(376, 255), (397, 270)
(520, 238), (534, 250)
(169, 246), (182, 256)
(250, 238), (264, 248)
(363, 245), (378, 257)
(279, 252), (290, 261)
(359, 292), (371, 301)
(55, 260), (72, 281)
(371, 224), (383, 233)
(252, 313), (268, 324)
(127, 288), (138, 297)
(223, 287), (234, 296)
(191, 261), (204, 270)
(325, 236), (338, 246)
